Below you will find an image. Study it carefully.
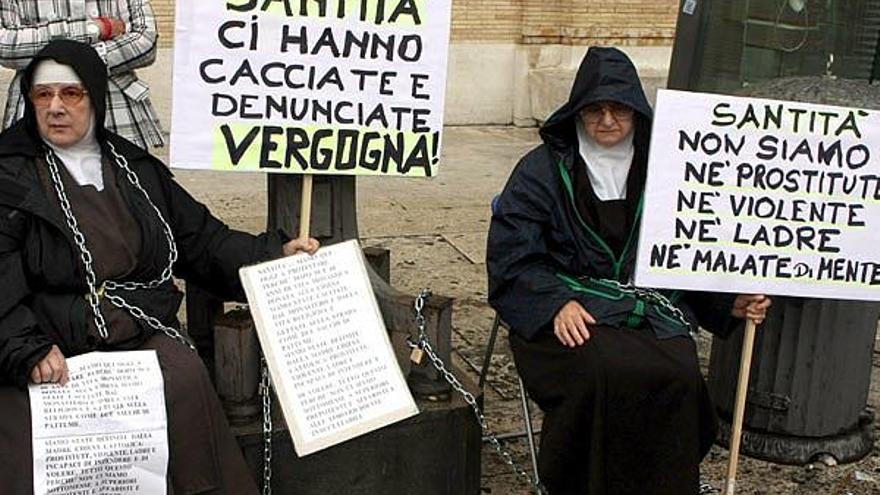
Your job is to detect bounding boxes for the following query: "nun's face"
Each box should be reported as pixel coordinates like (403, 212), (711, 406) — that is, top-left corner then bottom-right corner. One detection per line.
(30, 83), (92, 148)
(581, 101), (634, 147)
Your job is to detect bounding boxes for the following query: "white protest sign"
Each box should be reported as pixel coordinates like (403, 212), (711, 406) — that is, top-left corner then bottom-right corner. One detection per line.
(240, 239), (418, 456)
(635, 89), (880, 301)
(171, 0), (451, 177)
(29, 351), (168, 495)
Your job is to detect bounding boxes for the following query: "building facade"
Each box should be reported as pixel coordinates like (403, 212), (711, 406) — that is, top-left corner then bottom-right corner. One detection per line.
(151, 1), (678, 47)
(143, 1), (679, 124)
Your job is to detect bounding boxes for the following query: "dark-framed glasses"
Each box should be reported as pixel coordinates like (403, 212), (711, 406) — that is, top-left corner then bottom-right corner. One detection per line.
(582, 102), (634, 122)
(29, 85), (88, 107)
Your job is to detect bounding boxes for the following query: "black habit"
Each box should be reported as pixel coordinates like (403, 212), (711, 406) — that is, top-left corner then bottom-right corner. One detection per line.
(487, 47), (738, 495)
(0, 40), (288, 494)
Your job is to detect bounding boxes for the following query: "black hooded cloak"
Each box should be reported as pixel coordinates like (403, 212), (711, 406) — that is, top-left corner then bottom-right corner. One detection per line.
(486, 47), (736, 495)
(0, 40), (271, 494)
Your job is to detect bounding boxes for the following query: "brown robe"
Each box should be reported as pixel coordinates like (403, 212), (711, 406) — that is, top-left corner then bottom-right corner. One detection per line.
(0, 159), (258, 494)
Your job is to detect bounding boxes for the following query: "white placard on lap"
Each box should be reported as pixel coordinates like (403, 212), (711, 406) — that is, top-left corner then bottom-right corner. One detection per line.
(29, 351), (168, 495)
(240, 239), (418, 456)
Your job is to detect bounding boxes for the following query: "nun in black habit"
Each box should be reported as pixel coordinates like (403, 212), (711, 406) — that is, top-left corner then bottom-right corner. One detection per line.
(486, 47), (771, 495)
(0, 40), (319, 494)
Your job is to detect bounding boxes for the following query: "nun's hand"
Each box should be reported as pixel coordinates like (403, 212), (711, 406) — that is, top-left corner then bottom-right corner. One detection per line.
(553, 301), (596, 348)
(283, 237), (320, 256)
(30, 345), (69, 386)
(731, 294), (772, 325)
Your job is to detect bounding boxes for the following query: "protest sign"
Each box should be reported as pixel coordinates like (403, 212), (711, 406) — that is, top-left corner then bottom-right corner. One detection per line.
(29, 351), (168, 495)
(170, 0), (452, 177)
(240, 239), (418, 456)
(635, 89), (880, 301)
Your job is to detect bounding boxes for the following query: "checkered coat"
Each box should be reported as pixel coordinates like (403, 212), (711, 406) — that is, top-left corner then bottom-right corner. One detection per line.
(0, 0), (164, 148)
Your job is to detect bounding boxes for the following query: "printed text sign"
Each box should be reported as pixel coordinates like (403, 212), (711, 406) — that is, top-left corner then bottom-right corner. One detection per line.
(240, 240), (418, 455)
(30, 351), (168, 495)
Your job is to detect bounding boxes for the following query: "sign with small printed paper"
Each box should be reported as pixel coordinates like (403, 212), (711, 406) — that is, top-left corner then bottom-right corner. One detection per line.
(240, 239), (418, 455)
(29, 351), (168, 495)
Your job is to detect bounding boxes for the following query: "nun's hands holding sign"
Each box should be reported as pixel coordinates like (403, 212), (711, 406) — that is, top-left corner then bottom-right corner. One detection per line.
(30, 345), (69, 386)
(283, 237), (320, 256)
(731, 294), (772, 324)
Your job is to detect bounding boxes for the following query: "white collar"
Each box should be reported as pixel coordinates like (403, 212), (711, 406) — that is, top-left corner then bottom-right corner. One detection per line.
(43, 116), (104, 190)
(576, 120), (634, 201)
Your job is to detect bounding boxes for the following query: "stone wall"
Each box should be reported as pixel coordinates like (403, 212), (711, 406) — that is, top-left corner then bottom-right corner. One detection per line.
(151, 0), (175, 48)
(524, 0), (679, 45)
(151, 0), (680, 46)
(68, 0), (681, 125)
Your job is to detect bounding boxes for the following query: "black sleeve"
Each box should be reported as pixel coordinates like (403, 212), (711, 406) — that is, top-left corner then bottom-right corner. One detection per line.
(0, 209), (53, 387)
(488, 154), (589, 340)
(682, 290), (739, 338)
(152, 164), (288, 301)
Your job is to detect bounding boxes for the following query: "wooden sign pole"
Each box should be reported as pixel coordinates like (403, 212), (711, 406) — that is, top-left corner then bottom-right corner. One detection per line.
(724, 318), (758, 495)
(299, 175), (313, 241)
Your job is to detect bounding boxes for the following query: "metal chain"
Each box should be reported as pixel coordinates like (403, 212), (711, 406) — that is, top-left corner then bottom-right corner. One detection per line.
(407, 290), (546, 495)
(598, 279), (691, 329)
(699, 480), (720, 494)
(410, 289), (717, 495)
(104, 293), (195, 352)
(261, 357), (273, 495)
(48, 144), (267, 492)
(103, 142), (178, 291)
(44, 146), (193, 351)
(45, 150), (110, 339)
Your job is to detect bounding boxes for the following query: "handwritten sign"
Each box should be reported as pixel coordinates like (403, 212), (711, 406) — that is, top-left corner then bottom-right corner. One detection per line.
(170, 0), (452, 177)
(240, 240), (418, 456)
(29, 351), (168, 495)
(635, 89), (880, 301)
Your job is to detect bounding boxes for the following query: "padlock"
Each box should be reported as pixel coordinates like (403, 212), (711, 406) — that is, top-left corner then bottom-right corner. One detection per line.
(410, 347), (425, 366)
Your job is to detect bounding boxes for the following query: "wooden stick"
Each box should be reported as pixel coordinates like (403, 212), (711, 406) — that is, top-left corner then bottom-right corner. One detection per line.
(724, 319), (758, 495)
(299, 175), (313, 242)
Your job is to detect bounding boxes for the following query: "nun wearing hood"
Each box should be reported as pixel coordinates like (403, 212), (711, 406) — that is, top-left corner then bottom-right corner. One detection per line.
(0, 40), (318, 493)
(487, 47), (770, 494)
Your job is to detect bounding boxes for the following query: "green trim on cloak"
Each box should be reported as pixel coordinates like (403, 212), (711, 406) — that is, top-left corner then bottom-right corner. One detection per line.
(626, 299), (646, 328)
(556, 159), (643, 280)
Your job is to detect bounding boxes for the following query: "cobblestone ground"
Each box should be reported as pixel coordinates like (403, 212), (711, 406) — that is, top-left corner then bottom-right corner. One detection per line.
(170, 126), (880, 495)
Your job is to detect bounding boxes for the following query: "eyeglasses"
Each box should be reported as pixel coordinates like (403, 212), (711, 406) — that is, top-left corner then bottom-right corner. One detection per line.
(29, 85), (88, 107)
(582, 102), (634, 122)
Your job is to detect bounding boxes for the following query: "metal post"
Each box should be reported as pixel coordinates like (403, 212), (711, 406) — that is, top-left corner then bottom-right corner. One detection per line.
(478, 314), (502, 390)
(519, 376), (540, 485)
